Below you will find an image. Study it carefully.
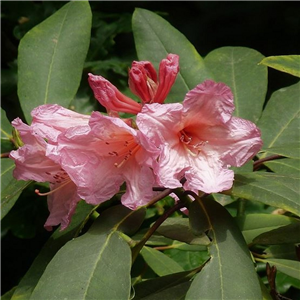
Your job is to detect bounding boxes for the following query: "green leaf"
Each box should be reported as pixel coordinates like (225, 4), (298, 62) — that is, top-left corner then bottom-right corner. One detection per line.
(1, 176), (32, 219)
(259, 258), (300, 280)
(264, 158), (300, 175)
(259, 55), (300, 77)
(156, 217), (210, 246)
(231, 172), (300, 216)
(1, 108), (12, 139)
(236, 213), (300, 244)
(11, 201), (94, 300)
(264, 244), (298, 260)
(253, 223), (300, 245)
(257, 82), (300, 159)
(141, 246), (185, 276)
(30, 220), (131, 300)
(134, 269), (196, 300)
(135, 281), (191, 300)
(2, 286), (17, 300)
(18, 1), (92, 122)
(204, 46), (267, 123)
(260, 144), (300, 159)
(186, 198), (262, 299)
(132, 8), (212, 104)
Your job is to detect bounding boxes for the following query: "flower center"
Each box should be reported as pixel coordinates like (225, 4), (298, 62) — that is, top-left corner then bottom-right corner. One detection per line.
(105, 135), (141, 168)
(179, 129), (208, 156)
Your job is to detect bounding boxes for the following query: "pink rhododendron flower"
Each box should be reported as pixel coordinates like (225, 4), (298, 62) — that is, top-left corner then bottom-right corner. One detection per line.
(137, 80), (263, 194)
(9, 118), (81, 231)
(47, 112), (160, 209)
(88, 54), (179, 114)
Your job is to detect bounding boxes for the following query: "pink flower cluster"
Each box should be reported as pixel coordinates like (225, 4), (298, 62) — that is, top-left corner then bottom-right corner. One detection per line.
(10, 54), (262, 231)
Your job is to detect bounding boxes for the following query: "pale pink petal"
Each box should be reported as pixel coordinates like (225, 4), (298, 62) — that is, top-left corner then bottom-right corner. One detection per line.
(31, 104), (90, 143)
(184, 154), (234, 193)
(154, 54), (180, 104)
(88, 73), (141, 114)
(44, 181), (81, 231)
(183, 80), (235, 126)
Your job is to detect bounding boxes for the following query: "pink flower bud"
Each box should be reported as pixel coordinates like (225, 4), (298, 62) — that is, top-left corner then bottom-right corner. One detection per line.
(88, 73), (141, 114)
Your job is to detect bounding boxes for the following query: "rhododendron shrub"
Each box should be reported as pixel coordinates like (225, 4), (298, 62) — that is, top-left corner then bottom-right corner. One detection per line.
(2, 2), (299, 300)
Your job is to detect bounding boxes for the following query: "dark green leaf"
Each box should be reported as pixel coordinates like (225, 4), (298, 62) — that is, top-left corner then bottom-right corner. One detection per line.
(30, 222), (131, 300)
(231, 172), (300, 216)
(204, 47), (267, 123)
(264, 244), (298, 260)
(253, 223), (300, 245)
(134, 269), (196, 300)
(132, 8), (212, 104)
(236, 213), (299, 244)
(1, 176), (32, 219)
(156, 217), (210, 245)
(18, 1), (92, 122)
(187, 198), (261, 299)
(257, 82), (300, 159)
(11, 201), (94, 300)
(259, 55), (300, 77)
(141, 246), (185, 276)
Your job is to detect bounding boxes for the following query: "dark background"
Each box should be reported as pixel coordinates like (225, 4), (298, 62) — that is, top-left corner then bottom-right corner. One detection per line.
(1, 0), (300, 297)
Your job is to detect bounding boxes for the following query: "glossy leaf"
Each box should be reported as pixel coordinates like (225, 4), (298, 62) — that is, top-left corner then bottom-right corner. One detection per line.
(253, 223), (300, 245)
(132, 8), (212, 104)
(204, 46), (267, 123)
(30, 219), (132, 300)
(1, 176), (32, 219)
(141, 246), (185, 276)
(156, 217), (210, 245)
(11, 201), (94, 300)
(259, 55), (300, 77)
(264, 158), (300, 175)
(18, 1), (92, 122)
(231, 172), (300, 216)
(186, 198), (261, 299)
(257, 82), (300, 159)
(259, 258), (300, 280)
(236, 213), (300, 244)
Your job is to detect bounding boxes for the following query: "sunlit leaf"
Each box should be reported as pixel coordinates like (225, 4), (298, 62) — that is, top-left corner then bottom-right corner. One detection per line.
(11, 201), (94, 300)
(186, 198), (262, 299)
(204, 47), (267, 123)
(132, 8), (212, 104)
(231, 172), (300, 216)
(141, 246), (185, 276)
(236, 213), (299, 244)
(259, 144), (300, 159)
(30, 217), (131, 300)
(264, 158), (300, 175)
(18, 1), (92, 122)
(257, 82), (300, 159)
(259, 55), (300, 77)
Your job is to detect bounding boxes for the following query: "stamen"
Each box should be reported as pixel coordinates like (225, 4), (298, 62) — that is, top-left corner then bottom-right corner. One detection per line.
(35, 178), (72, 196)
(179, 129), (208, 156)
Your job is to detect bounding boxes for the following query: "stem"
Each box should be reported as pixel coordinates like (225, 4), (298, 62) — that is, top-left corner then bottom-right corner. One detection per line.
(146, 187), (173, 208)
(131, 201), (185, 263)
(253, 154), (282, 171)
(1, 152), (11, 158)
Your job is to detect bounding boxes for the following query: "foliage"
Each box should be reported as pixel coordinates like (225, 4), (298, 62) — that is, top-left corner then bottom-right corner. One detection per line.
(1, 2), (299, 300)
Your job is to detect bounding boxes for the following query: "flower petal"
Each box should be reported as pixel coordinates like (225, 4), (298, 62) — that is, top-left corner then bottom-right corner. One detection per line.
(88, 73), (141, 114)
(154, 54), (180, 104)
(183, 80), (235, 126)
